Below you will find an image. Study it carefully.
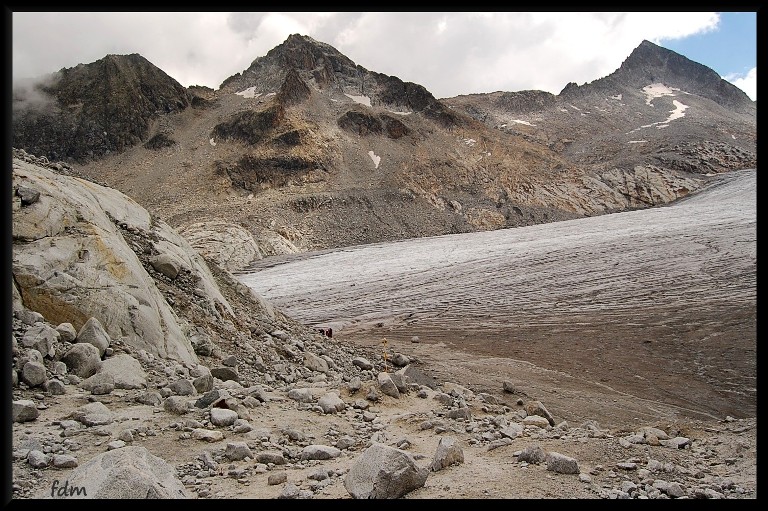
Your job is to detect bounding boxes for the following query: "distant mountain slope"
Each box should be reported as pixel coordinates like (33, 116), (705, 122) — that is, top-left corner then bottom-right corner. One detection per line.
(13, 36), (757, 272)
(13, 53), (191, 162)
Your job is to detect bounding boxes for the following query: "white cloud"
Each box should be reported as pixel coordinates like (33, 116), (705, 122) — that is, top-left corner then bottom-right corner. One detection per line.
(11, 11), (738, 99)
(725, 67), (757, 101)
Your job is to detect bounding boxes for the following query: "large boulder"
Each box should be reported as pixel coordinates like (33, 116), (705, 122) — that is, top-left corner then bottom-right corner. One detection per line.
(39, 446), (189, 498)
(21, 323), (59, 358)
(98, 354), (147, 389)
(11, 160), (237, 365)
(344, 443), (429, 499)
(76, 317), (111, 357)
(60, 343), (102, 378)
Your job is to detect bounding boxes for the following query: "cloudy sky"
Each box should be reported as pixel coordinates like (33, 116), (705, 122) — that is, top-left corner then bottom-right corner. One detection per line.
(11, 11), (757, 101)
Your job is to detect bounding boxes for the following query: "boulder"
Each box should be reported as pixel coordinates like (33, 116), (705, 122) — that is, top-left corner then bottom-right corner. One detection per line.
(344, 443), (429, 499)
(39, 446), (189, 498)
(76, 317), (111, 357)
(60, 343), (102, 378)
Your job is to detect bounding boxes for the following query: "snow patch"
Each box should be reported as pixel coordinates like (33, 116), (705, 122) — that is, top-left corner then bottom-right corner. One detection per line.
(510, 119), (536, 127)
(463, 138), (477, 147)
(732, 134), (737, 140)
(387, 110), (412, 115)
(209, 138), (216, 146)
(627, 140), (647, 144)
(235, 86), (260, 99)
(559, 108), (569, 113)
(642, 83), (681, 106)
(610, 94), (622, 101)
(345, 94), (372, 107)
(368, 150), (381, 168)
(569, 104), (581, 110)
(626, 100), (689, 134)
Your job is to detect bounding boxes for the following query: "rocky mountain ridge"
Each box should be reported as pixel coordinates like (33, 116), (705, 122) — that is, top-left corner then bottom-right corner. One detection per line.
(11, 36), (756, 272)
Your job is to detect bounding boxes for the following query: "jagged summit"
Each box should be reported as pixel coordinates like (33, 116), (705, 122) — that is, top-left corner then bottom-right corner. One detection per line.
(12, 53), (190, 162)
(219, 33), (460, 127)
(561, 39), (754, 112)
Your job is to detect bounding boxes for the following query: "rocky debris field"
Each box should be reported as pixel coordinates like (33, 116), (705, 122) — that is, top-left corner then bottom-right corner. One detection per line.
(10, 156), (757, 500)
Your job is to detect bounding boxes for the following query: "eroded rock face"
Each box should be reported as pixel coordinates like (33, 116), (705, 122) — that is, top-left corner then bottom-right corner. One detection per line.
(11, 159), (238, 365)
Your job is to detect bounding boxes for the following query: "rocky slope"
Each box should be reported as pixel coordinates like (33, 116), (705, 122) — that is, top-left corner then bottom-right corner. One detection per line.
(12, 35), (755, 273)
(10, 155), (757, 500)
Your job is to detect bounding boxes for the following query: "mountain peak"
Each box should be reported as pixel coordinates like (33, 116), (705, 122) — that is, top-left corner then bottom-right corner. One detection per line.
(561, 39), (754, 112)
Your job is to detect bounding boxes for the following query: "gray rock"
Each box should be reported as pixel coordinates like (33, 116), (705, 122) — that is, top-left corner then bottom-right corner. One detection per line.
(149, 253), (181, 279)
(27, 450), (50, 468)
(135, 391), (163, 406)
(53, 361), (67, 375)
(433, 392), (453, 406)
(518, 445), (548, 464)
(446, 407), (472, 421)
(233, 419), (253, 433)
(209, 408), (238, 426)
(255, 451), (286, 465)
(546, 451), (580, 474)
(318, 392), (346, 414)
(98, 354), (147, 389)
(56, 322), (78, 342)
(210, 367), (239, 382)
(431, 437), (464, 472)
(191, 429), (223, 442)
(107, 440), (127, 450)
(502, 380), (516, 394)
(168, 378), (197, 396)
(389, 371), (409, 394)
(391, 353), (410, 367)
(51, 454), (78, 469)
(12, 369), (18, 387)
(195, 389), (225, 408)
(12, 400), (39, 422)
(61, 343), (102, 378)
(21, 323), (59, 357)
(348, 376), (362, 393)
(225, 441), (253, 461)
(76, 317), (111, 357)
(21, 361), (47, 387)
(487, 438), (514, 451)
(300, 445), (341, 461)
(189, 330), (214, 356)
(352, 357), (373, 370)
(45, 379), (66, 395)
(287, 387), (315, 403)
(163, 396), (190, 415)
(193, 374), (214, 394)
(79, 372), (115, 395)
(17, 185), (40, 205)
(336, 436), (356, 450)
(268, 472), (288, 485)
(221, 354), (238, 367)
(344, 443), (429, 499)
(14, 309), (45, 325)
(377, 372), (400, 398)
(524, 400), (555, 426)
(72, 401), (114, 426)
(660, 436), (692, 449)
(304, 352), (329, 373)
(500, 423), (523, 440)
(41, 446), (189, 498)
(278, 483), (299, 499)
